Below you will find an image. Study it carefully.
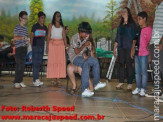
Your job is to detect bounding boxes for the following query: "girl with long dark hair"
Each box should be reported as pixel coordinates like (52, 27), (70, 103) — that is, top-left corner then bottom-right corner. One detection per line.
(46, 11), (67, 87)
(113, 7), (137, 90)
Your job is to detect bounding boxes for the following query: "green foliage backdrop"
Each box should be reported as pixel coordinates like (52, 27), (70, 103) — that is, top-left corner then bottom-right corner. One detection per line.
(28, 0), (44, 33)
(0, 0), (158, 48)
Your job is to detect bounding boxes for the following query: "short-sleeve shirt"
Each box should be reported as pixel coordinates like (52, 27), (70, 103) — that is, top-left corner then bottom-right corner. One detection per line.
(31, 22), (47, 47)
(68, 33), (87, 63)
(135, 26), (152, 56)
(150, 2), (163, 45)
(115, 22), (138, 50)
(14, 24), (28, 48)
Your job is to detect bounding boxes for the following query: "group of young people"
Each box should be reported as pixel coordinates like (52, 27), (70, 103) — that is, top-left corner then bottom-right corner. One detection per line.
(113, 0), (163, 100)
(114, 8), (153, 96)
(0, 0), (162, 99)
(9, 10), (106, 97)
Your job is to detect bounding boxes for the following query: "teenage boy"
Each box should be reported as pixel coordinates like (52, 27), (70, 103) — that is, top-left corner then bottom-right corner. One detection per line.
(13, 11), (29, 88)
(131, 11), (152, 96)
(68, 22), (106, 97)
(30, 11), (47, 86)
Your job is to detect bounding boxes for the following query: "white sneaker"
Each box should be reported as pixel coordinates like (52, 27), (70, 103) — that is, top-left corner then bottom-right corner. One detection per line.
(132, 88), (140, 95)
(20, 82), (27, 88)
(94, 81), (106, 90)
(14, 83), (21, 89)
(82, 89), (94, 97)
(33, 80), (41, 87)
(139, 88), (146, 97)
(36, 79), (44, 85)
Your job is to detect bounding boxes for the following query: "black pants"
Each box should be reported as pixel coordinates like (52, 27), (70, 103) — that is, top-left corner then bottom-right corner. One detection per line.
(14, 46), (27, 83)
(118, 48), (133, 84)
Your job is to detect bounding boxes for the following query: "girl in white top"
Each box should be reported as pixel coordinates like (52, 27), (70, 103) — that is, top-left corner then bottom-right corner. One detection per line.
(46, 11), (67, 87)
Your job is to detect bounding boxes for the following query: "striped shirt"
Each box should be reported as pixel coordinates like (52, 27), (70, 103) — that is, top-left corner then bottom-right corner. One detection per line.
(150, 2), (163, 45)
(14, 24), (28, 48)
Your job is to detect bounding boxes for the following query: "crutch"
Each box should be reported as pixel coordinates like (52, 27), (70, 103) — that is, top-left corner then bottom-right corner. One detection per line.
(106, 49), (117, 81)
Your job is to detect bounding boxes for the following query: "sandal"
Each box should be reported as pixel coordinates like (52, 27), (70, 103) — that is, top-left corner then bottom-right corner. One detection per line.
(51, 81), (55, 86)
(127, 84), (132, 91)
(116, 83), (124, 90)
(56, 81), (62, 88)
(70, 89), (76, 95)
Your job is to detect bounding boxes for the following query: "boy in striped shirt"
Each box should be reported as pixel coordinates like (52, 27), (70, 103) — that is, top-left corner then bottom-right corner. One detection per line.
(13, 11), (29, 88)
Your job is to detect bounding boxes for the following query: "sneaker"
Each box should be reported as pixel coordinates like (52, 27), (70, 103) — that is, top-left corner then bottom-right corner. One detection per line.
(36, 79), (44, 85)
(139, 88), (146, 97)
(132, 88), (140, 95)
(20, 82), (27, 88)
(33, 80), (41, 87)
(14, 83), (21, 89)
(82, 89), (94, 97)
(94, 81), (106, 90)
(145, 91), (162, 98)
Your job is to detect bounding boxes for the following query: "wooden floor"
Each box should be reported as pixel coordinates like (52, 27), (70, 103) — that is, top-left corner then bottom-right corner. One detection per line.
(0, 75), (163, 122)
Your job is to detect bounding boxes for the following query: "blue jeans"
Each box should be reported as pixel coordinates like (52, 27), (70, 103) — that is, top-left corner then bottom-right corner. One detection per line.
(135, 55), (148, 90)
(73, 56), (100, 92)
(32, 46), (44, 82)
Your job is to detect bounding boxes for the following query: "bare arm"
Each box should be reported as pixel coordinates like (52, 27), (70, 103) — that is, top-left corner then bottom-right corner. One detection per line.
(46, 23), (52, 54)
(74, 34), (90, 54)
(90, 42), (96, 57)
(13, 34), (27, 41)
(62, 27), (67, 47)
(131, 40), (136, 59)
(74, 41), (90, 54)
(113, 42), (118, 57)
(131, 40), (136, 49)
